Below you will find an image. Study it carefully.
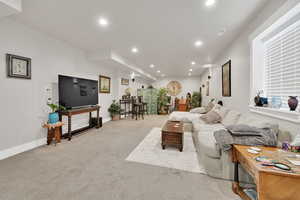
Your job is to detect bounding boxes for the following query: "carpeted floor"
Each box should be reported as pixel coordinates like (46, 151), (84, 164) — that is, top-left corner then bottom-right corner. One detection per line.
(0, 115), (240, 200)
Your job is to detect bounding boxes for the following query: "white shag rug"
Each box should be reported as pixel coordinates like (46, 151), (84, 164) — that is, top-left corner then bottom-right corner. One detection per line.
(126, 127), (206, 174)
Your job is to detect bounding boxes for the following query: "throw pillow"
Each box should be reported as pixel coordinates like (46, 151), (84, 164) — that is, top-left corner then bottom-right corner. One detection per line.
(221, 110), (241, 126)
(190, 107), (207, 114)
(226, 124), (261, 133)
(212, 105), (229, 119)
(205, 102), (215, 112)
(200, 110), (222, 124)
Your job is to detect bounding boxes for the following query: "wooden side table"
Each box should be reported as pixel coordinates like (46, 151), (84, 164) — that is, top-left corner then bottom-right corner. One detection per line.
(43, 122), (64, 145)
(232, 145), (300, 200)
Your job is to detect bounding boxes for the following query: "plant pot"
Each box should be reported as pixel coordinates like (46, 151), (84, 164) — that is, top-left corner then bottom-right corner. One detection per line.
(112, 114), (120, 121)
(48, 112), (59, 124)
(288, 96), (298, 111)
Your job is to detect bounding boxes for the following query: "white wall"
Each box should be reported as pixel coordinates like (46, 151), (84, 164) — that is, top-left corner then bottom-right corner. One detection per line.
(0, 18), (120, 152)
(199, 0), (300, 136)
(152, 76), (201, 98)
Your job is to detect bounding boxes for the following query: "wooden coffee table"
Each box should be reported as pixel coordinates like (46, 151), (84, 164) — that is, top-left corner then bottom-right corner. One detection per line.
(161, 120), (184, 152)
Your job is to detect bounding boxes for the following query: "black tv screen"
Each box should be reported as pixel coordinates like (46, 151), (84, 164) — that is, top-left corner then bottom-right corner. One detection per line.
(59, 75), (98, 109)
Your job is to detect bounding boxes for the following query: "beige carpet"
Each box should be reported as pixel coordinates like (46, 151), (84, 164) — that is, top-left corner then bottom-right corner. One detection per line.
(126, 127), (205, 174)
(0, 115), (240, 200)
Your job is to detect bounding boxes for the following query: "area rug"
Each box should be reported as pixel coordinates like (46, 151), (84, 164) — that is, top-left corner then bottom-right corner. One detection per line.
(126, 127), (206, 174)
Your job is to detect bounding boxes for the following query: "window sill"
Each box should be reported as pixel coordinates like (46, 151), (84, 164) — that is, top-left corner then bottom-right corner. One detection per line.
(249, 105), (300, 124)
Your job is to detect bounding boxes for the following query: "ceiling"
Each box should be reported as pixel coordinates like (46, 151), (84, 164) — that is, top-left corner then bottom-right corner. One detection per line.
(12, 0), (269, 78)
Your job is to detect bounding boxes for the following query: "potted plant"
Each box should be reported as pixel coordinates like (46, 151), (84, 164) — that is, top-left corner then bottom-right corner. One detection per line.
(191, 92), (201, 108)
(47, 103), (66, 124)
(108, 100), (121, 120)
(157, 88), (169, 114)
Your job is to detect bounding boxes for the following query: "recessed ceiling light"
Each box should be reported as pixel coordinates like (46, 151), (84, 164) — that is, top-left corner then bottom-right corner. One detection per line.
(98, 17), (109, 27)
(157, 70), (161, 73)
(203, 64), (214, 68)
(205, 0), (216, 7)
(131, 47), (138, 53)
(194, 40), (203, 47)
(191, 61), (196, 65)
(189, 69), (193, 72)
(150, 64), (155, 68)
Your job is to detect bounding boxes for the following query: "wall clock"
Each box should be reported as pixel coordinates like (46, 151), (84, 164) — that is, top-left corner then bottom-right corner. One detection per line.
(167, 81), (182, 96)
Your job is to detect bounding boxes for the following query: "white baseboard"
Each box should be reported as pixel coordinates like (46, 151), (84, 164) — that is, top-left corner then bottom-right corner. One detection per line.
(0, 118), (111, 161)
(103, 117), (111, 123)
(0, 138), (47, 161)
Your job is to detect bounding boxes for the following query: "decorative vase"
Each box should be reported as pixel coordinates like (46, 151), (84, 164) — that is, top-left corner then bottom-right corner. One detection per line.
(288, 96), (298, 111)
(254, 95), (262, 107)
(48, 112), (59, 124)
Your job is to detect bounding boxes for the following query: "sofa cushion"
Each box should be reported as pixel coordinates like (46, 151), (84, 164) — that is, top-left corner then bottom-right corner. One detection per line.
(200, 111), (222, 124)
(221, 110), (241, 126)
(205, 102), (215, 112)
(190, 107), (207, 114)
(198, 131), (221, 158)
(212, 105), (230, 119)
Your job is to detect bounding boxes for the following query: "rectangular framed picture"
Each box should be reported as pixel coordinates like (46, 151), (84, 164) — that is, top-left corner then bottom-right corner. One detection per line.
(6, 54), (31, 79)
(99, 75), (111, 93)
(121, 78), (129, 85)
(222, 60), (231, 97)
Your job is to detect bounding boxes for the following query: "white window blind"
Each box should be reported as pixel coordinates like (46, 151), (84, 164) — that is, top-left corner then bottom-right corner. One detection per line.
(264, 20), (300, 107)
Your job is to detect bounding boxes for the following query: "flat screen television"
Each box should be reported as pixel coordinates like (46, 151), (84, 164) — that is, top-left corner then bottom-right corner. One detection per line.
(58, 75), (98, 109)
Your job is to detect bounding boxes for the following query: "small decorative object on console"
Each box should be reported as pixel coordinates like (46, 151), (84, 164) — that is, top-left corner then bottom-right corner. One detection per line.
(47, 103), (66, 124)
(288, 96), (298, 111)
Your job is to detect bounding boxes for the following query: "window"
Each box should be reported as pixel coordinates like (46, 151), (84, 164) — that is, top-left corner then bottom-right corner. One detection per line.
(264, 20), (300, 108)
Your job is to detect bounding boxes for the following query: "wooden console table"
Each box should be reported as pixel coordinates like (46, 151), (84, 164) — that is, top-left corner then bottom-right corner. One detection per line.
(232, 145), (300, 200)
(59, 105), (101, 141)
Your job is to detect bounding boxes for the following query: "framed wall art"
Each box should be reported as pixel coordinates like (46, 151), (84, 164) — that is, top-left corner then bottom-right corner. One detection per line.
(222, 60), (231, 97)
(6, 54), (31, 79)
(121, 78), (129, 85)
(99, 75), (111, 93)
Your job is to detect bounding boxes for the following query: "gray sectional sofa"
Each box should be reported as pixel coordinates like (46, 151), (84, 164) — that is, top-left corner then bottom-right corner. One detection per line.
(169, 107), (292, 180)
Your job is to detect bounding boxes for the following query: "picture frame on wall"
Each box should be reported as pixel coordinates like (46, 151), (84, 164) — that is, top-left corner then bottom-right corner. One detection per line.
(121, 78), (129, 85)
(99, 75), (111, 93)
(222, 60), (231, 97)
(6, 54), (31, 79)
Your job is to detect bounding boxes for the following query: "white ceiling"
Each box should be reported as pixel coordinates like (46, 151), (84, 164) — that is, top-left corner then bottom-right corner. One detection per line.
(12, 0), (269, 78)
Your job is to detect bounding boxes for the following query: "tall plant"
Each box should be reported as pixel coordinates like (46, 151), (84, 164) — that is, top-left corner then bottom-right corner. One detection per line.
(157, 88), (169, 114)
(191, 92), (202, 108)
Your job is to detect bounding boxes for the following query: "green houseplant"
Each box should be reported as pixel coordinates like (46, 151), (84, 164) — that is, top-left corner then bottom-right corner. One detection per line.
(108, 100), (121, 120)
(47, 103), (66, 124)
(191, 92), (202, 108)
(157, 88), (169, 114)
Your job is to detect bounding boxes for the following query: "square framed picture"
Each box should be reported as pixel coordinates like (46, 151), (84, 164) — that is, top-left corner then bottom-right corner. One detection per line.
(121, 78), (129, 85)
(6, 54), (31, 79)
(222, 60), (231, 97)
(99, 75), (111, 93)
